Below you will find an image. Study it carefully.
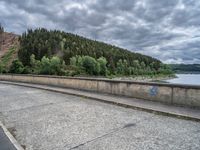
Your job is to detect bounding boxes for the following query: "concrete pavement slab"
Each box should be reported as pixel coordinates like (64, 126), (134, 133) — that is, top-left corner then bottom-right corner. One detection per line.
(1, 81), (200, 121)
(0, 83), (200, 150)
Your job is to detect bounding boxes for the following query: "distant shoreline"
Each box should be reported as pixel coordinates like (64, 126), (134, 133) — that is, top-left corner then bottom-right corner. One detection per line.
(110, 74), (176, 82)
(175, 72), (200, 74)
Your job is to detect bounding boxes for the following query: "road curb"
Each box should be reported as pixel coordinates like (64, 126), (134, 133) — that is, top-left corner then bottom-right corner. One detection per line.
(0, 121), (24, 150)
(1, 81), (200, 122)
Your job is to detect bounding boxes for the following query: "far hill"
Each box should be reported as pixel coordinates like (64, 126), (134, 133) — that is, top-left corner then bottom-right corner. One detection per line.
(170, 64), (200, 74)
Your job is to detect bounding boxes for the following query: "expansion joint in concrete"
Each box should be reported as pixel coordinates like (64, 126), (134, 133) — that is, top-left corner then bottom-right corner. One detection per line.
(67, 116), (153, 150)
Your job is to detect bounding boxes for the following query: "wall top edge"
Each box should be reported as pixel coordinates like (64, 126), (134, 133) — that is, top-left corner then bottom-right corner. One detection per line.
(1, 74), (200, 89)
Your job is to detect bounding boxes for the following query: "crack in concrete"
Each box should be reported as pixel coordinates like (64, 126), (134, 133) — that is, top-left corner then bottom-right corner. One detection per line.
(67, 116), (154, 150)
(67, 125), (132, 150)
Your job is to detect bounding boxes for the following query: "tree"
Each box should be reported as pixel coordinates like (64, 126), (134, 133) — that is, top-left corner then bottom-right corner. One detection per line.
(116, 59), (124, 74)
(9, 60), (24, 74)
(0, 24), (3, 33)
(0, 62), (5, 73)
(40, 56), (50, 74)
(70, 56), (77, 66)
(30, 54), (41, 74)
(133, 60), (140, 69)
(82, 56), (100, 75)
(127, 67), (135, 75)
(140, 61), (146, 69)
(39, 56), (65, 75)
(116, 59), (128, 75)
(77, 55), (83, 67)
(0, 23), (4, 51)
(158, 64), (173, 75)
(49, 56), (62, 75)
(97, 57), (107, 76)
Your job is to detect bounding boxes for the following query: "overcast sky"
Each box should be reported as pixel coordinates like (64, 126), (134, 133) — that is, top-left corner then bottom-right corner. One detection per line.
(0, 0), (200, 64)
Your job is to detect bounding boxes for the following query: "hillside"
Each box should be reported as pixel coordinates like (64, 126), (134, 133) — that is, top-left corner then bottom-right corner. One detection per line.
(19, 29), (162, 68)
(0, 32), (18, 57)
(1, 28), (173, 76)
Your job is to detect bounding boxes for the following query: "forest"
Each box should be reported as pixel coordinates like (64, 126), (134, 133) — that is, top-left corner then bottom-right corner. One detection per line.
(1, 27), (173, 77)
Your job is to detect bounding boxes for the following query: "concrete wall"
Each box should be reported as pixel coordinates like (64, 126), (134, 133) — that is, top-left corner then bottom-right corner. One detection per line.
(0, 74), (200, 108)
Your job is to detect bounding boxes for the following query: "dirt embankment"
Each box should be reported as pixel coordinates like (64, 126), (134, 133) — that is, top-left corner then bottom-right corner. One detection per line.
(0, 32), (19, 57)
(0, 32), (19, 67)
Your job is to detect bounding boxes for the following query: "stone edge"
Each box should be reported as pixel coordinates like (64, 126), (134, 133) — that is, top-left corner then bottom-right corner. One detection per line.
(0, 121), (24, 150)
(2, 74), (200, 89)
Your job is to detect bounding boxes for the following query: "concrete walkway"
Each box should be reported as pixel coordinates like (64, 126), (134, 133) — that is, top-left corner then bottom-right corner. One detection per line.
(0, 81), (200, 122)
(0, 83), (200, 149)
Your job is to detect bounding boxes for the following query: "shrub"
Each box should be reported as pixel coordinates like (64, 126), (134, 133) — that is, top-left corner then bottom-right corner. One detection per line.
(0, 62), (5, 73)
(9, 59), (24, 74)
(97, 57), (108, 76)
(39, 56), (65, 75)
(82, 56), (100, 75)
(30, 54), (41, 74)
(40, 56), (51, 74)
(116, 59), (128, 75)
(70, 55), (101, 75)
(70, 56), (77, 66)
(49, 56), (62, 75)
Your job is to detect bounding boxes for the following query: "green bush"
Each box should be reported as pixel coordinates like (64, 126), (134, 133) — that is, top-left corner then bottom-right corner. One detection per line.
(82, 56), (99, 75)
(0, 63), (5, 73)
(9, 59), (24, 74)
(49, 56), (62, 75)
(30, 55), (66, 75)
(40, 56), (51, 74)
(70, 56), (77, 66)
(116, 59), (128, 75)
(30, 54), (41, 74)
(70, 55), (103, 75)
(97, 57), (108, 76)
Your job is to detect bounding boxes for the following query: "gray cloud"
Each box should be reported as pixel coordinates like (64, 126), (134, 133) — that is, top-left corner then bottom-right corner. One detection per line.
(1, 0), (200, 64)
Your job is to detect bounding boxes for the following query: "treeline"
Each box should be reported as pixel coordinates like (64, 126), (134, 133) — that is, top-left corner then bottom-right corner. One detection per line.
(8, 54), (173, 76)
(170, 64), (200, 73)
(69, 55), (172, 76)
(9, 55), (108, 76)
(18, 28), (163, 72)
(9, 55), (65, 75)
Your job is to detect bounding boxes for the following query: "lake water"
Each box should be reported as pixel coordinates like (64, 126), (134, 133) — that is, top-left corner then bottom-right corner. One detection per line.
(166, 74), (200, 85)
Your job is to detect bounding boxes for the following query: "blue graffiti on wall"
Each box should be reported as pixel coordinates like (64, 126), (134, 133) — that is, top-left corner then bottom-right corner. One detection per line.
(149, 86), (158, 96)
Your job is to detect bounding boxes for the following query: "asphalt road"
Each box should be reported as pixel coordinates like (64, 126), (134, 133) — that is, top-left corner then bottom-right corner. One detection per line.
(0, 83), (200, 150)
(0, 127), (16, 150)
